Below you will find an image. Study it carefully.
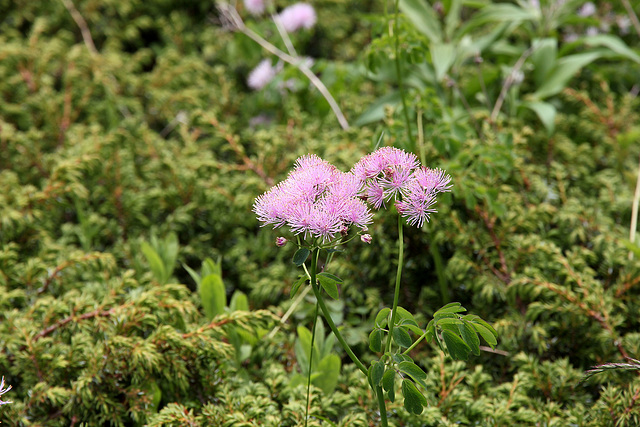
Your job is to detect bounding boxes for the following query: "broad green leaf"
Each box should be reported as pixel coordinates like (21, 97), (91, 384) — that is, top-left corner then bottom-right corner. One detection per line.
(473, 318), (497, 336)
(471, 322), (498, 348)
(182, 263), (200, 286)
(395, 306), (418, 326)
(530, 38), (557, 87)
(392, 353), (412, 364)
(402, 379), (428, 415)
(581, 34), (640, 64)
(436, 317), (464, 327)
(405, 324), (424, 336)
(442, 330), (471, 360)
(354, 91), (401, 126)
(431, 43), (456, 81)
(435, 302), (467, 314)
(141, 242), (166, 284)
(314, 354), (341, 394)
(521, 101), (556, 135)
(461, 3), (535, 32)
(434, 311), (457, 321)
(399, 0), (442, 43)
(533, 52), (602, 100)
(317, 272), (343, 283)
(388, 386), (396, 403)
(292, 248), (310, 266)
(382, 368), (395, 391)
(229, 290), (249, 312)
(424, 319), (435, 342)
(398, 361), (428, 389)
(444, 0), (462, 40)
(317, 275), (339, 300)
(369, 329), (383, 353)
(371, 361), (385, 386)
(200, 274), (226, 320)
(392, 327), (413, 348)
(459, 320), (481, 356)
(202, 258), (221, 277)
(375, 307), (391, 328)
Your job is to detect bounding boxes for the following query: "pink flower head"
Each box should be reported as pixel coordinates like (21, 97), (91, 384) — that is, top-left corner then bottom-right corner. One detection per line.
(361, 234), (372, 244)
(275, 237), (288, 247)
(353, 147), (452, 227)
(352, 147), (420, 208)
(254, 155), (373, 243)
(244, 0), (266, 15)
(247, 59), (277, 90)
(278, 3), (317, 32)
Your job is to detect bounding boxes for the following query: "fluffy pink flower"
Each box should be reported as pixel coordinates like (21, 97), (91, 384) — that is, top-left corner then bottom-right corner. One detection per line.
(353, 147), (452, 227)
(278, 3), (317, 32)
(253, 155), (373, 242)
(244, 0), (266, 15)
(247, 59), (277, 90)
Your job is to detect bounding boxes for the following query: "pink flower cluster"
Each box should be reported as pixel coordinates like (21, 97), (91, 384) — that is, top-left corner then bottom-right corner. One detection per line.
(277, 3), (317, 32)
(253, 155), (373, 242)
(247, 59), (277, 90)
(254, 148), (452, 244)
(352, 147), (452, 228)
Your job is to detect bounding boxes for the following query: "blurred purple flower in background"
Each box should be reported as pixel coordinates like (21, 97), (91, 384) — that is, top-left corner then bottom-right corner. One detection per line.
(244, 0), (266, 15)
(278, 3), (317, 32)
(247, 59), (277, 90)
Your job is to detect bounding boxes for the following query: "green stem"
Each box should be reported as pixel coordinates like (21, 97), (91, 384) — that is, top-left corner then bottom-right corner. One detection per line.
(394, 0), (415, 151)
(308, 248), (388, 427)
(304, 305), (319, 427)
(386, 215), (404, 353)
(309, 249), (367, 375)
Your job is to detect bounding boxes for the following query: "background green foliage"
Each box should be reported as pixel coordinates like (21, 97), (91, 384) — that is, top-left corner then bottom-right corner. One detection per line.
(1, 0), (640, 425)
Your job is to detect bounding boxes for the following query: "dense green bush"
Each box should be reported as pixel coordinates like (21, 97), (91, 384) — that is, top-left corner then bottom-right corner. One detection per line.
(1, 0), (640, 425)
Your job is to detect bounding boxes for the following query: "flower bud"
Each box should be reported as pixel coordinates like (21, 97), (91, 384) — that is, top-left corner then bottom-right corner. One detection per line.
(275, 237), (288, 247)
(361, 234), (372, 244)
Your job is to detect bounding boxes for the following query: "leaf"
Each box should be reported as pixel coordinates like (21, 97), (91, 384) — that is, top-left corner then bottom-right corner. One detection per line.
(354, 91), (401, 126)
(521, 101), (556, 135)
(581, 34), (640, 64)
(182, 263), (200, 286)
(382, 368), (395, 391)
(431, 43), (456, 81)
(398, 361), (428, 389)
(200, 274), (226, 320)
(229, 290), (249, 312)
(399, 0), (442, 43)
(317, 272), (343, 283)
(369, 329), (383, 353)
(395, 306), (418, 326)
(401, 379), (428, 415)
(435, 317), (464, 327)
(141, 242), (166, 284)
(375, 307), (391, 328)
(317, 275), (339, 300)
(435, 302), (466, 314)
(442, 329), (471, 360)
(459, 320), (481, 356)
(392, 327), (413, 349)
(314, 354), (341, 394)
(292, 248), (310, 266)
(371, 361), (385, 386)
(530, 38), (558, 87)
(290, 275), (308, 299)
(471, 322), (498, 348)
(533, 52), (602, 100)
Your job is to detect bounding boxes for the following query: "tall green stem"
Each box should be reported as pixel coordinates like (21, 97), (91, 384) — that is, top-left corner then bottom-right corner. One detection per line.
(304, 304), (319, 427)
(308, 249), (388, 427)
(394, 0), (415, 151)
(308, 249), (367, 375)
(386, 215), (404, 353)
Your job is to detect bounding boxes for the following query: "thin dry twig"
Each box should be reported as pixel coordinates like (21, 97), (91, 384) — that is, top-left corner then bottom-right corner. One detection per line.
(630, 154), (640, 260)
(491, 46), (534, 123)
(61, 0), (98, 56)
(218, 2), (350, 130)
